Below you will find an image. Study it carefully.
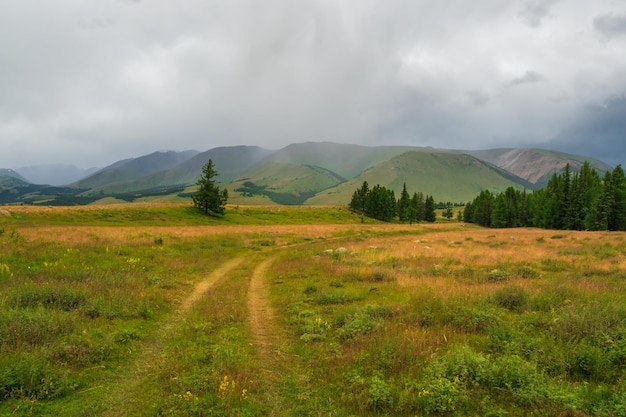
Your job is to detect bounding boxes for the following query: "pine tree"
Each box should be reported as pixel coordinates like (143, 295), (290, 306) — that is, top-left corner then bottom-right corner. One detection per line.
(349, 181), (369, 213)
(408, 192), (421, 224)
(491, 193), (508, 228)
(463, 201), (473, 223)
(543, 173), (565, 229)
(192, 159), (228, 216)
(471, 190), (494, 227)
(424, 195), (436, 222)
(595, 170), (614, 231)
(398, 183), (411, 223)
(610, 165), (626, 231)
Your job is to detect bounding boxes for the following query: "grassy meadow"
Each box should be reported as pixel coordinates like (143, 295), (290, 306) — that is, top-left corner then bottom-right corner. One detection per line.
(1, 203), (625, 416)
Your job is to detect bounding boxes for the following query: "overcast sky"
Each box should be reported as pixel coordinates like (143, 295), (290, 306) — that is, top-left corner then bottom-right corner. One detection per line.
(2, 0), (626, 169)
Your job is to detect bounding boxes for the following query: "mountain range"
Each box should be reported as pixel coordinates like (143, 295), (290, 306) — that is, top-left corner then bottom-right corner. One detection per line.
(0, 142), (613, 206)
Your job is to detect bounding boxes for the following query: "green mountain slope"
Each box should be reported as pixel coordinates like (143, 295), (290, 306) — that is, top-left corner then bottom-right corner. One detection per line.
(227, 161), (345, 205)
(306, 151), (530, 205)
(73, 150), (199, 191)
(0, 176), (93, 205)
(265, 141), (418, 179)
(80, 146), (274, 195)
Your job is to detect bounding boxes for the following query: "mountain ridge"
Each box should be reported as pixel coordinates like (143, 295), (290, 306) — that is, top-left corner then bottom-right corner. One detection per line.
(0, 142), (613, 206)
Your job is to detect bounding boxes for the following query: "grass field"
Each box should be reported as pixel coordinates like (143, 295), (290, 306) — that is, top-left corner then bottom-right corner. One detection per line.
(1, 203), (625, 416)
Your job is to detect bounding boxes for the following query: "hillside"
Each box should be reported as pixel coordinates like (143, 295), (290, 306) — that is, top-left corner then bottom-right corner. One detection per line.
(73, 150), (199, 191)
(306, 151), (530, 205)
(79, 146), (274, 195)
(0, 176), (92, 205)
(0, 142), (612, 206)
(228, 161), (345, 205)
(0, 169), (28, 183)
(265, 141), (417, 179)
(465, 148), (612, 188)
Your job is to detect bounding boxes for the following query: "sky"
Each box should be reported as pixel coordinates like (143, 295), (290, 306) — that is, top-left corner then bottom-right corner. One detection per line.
(2, 0), (626, 169)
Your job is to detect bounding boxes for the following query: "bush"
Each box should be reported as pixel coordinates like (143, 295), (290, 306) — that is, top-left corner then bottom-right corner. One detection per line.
(416, 376), (468, 415)
(0, 353), (76, 400)
(487, 269), (509, 282)
(11, 287), (85, 311)
(516, 266), (539, 279)
(367, 376), (392, 412)
(493, 286), (529, 313)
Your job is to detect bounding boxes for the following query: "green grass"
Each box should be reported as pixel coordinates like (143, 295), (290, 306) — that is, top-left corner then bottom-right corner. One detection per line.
(1, 204), (625, 416)
(0, 204), (370, 227)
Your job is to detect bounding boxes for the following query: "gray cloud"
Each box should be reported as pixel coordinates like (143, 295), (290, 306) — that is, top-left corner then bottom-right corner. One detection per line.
(519, 0), (559, 27)
(0, 0), (625, 169)
(551, 97), (626, 167)
(508, 71), (545, 87)
(594, 13), (626, 38)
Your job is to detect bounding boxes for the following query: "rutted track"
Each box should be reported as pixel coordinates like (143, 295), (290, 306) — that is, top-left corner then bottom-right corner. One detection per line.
(247, 257), (281, 362)
(100, 257), (245, 416)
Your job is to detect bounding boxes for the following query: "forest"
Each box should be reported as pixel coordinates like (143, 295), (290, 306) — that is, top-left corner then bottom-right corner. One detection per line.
(350, 162), (626, 232)
(464, 162), (626, 231)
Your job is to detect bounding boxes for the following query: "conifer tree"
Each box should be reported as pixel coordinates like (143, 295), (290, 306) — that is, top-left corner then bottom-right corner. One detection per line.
(349, 181), (369, 213)
(398, 183), (411, 223)
(192, 159), (228, 216)
(610, 165), (626, 231)
(424, 195), (436, 222)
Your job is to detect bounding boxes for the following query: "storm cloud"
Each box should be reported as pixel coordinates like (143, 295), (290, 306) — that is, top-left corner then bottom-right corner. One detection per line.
(1, 0), (625, 168)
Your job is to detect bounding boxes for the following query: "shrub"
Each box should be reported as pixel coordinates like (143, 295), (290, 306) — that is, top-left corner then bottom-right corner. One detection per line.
(0, 353), (76, 400)
(337, 305), (387, 340)
(367, 375), (392, 412)
(449, 305), (500, 333)
(487, 269), (509, 282)
(482, 355), (549, 406)
(493, 286), (529, 313)
(531, 286), (571, 312)
(11, 287), (85, 311)
(516, 266), (539, 279)
(316, 292), (348, 305)
(416, 376), (468, 415)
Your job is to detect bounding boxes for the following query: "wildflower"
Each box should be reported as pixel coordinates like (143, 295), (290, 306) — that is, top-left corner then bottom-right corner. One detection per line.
(241, 389), (248, 399)
(219, 376), (230, 394)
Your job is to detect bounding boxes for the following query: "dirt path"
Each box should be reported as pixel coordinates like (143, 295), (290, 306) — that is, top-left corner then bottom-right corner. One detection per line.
(178, 257), (244, 314)
(99, 257), (245, 416)
(247, 257), (281, 361)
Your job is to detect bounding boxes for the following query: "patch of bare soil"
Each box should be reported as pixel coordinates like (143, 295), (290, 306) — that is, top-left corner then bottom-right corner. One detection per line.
(247, 257), (282, 362)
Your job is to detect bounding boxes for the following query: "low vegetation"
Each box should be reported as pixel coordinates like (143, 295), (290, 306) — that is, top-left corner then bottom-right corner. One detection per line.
(1, 204), (625, 416)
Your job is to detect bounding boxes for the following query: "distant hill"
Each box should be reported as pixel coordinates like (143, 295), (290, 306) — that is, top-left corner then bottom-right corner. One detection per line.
(1, 142), (612, 206)
(15, 164), (99, 186)
(77, 146), (273, 195)
(465, 148), (612, 188)
(306, 151), (530, 205)
(0, 176), (92, 205)
(228, 161), (345, 205)
(72, 150), (199, 192)
(264, 142), (422, 179)
(0, 169), (29, 183)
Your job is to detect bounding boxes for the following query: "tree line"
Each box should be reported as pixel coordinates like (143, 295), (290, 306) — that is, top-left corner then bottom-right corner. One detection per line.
(349, 181), (437, 223)
(463, 162), (626, 231)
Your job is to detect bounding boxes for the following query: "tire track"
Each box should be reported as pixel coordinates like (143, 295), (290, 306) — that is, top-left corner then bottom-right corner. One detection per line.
(99, 257), (245, 416)
(247, 257), (281, 362)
